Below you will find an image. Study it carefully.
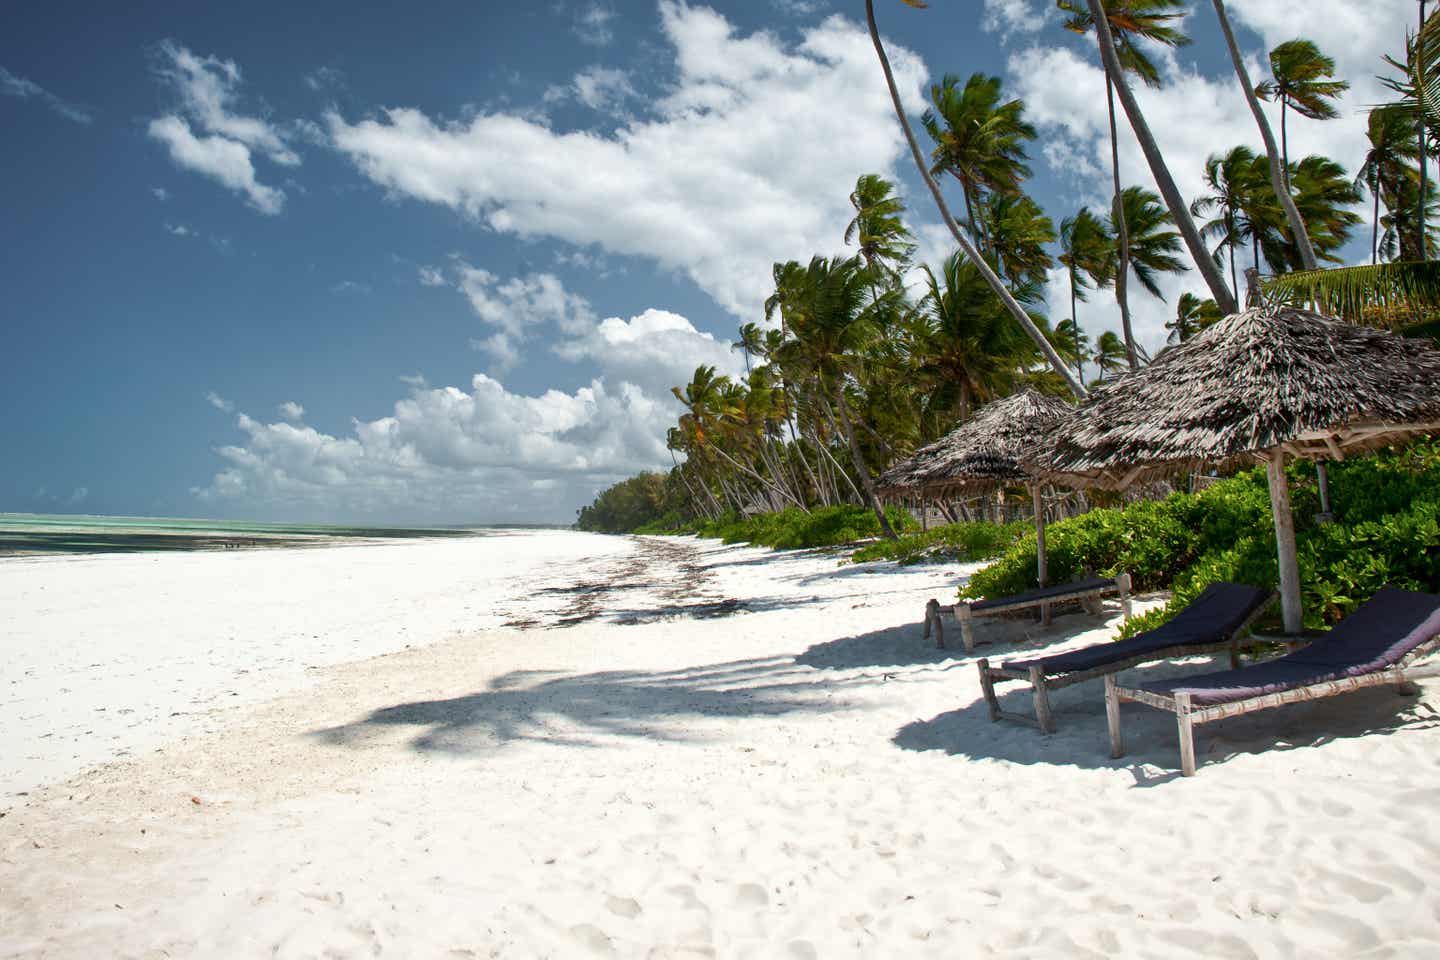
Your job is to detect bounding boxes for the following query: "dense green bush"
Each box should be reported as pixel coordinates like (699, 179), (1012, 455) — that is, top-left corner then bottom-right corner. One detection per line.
(575, 473), (680, 533)
(847, 520), (1027, 565)
(689, 504), (916, 550)
(962, 441), (1440, 636)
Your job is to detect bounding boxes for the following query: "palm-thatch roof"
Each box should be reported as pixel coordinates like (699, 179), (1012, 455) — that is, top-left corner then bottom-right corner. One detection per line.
(876, 389), (1075, 497)
(1025, 306), (1440, 490)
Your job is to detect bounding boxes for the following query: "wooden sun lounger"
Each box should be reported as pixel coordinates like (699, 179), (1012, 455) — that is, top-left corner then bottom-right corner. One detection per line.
(1105, 586), (1440, 775)
(977, 582), (1274, 733)
(923, 572), (1133, 653)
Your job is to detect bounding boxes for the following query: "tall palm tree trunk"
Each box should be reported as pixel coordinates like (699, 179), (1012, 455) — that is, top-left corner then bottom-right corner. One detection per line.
(1229, 242), (1238, 303)
(1067, 269), (1086, 384)
(1106, 75), (1138, 370)
(1212, 0), (1319, 271)
(1372, 186), (1381, 264)
(1086, 0), (1239, 313)
(865, 0), (1088, 399)
(1422, 0), (1429, 252)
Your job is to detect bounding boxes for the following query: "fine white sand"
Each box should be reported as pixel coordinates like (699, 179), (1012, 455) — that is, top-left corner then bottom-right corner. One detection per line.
(4, 531), (1440, 958)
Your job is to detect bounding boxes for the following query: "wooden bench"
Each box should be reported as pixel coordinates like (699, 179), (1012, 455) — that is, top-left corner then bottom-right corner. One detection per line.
(923, 573), (1133, 654)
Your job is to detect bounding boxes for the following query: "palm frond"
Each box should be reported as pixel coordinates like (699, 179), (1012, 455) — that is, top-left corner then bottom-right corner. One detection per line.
(1263, 261), (1440, 327)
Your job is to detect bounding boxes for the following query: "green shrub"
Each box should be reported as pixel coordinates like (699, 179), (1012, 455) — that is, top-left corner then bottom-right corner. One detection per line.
(848, 520), (1026, 566)
(963, 442), (1440, 635)
(690, 504), (916, 550)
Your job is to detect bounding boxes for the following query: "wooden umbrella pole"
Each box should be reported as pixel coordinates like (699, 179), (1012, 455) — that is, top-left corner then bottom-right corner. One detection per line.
(1265, 450), (1304, 634)
(1315, 462), (1334, 523)
(1032, 484), (1051, 626)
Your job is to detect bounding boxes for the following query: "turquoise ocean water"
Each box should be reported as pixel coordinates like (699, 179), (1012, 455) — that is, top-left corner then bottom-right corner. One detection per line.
(0, 513), (509, 557)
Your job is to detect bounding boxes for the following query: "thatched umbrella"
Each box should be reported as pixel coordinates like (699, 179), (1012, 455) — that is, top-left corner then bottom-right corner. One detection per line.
(1026, 305), (1440, 634)
(876, 389), (1074, 589)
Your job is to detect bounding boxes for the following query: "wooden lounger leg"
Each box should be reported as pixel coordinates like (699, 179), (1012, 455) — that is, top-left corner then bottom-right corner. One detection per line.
(957, 604), (975, 654)
(1029, 665), (1055, 733)
(1105, 674), (1124, 758)
(977, 659), (1001, 722)
(1228, 638), (1241, 670)
(1117, 572), (1133, 620)
(1176, 692), (1197, 777)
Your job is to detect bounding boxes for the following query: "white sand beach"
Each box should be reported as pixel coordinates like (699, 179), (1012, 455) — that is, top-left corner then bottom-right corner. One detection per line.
(4, 531), (1440, 958)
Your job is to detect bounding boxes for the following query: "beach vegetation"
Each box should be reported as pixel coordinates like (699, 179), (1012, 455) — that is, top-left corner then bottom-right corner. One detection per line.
(964, 440), (1440, 635)
(847, 519), (1026, 566)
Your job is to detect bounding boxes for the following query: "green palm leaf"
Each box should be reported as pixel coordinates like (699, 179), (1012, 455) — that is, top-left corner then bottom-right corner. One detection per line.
(1263, 261), (1440, 326)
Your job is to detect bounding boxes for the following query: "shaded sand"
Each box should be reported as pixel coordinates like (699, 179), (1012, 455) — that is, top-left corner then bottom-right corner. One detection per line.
(4, 533), (1440, 957)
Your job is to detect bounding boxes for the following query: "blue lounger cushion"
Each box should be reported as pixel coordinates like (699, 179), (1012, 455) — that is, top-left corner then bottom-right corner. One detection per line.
(1002, 582), (1271, 677)
(1138, 587), (1440, 707)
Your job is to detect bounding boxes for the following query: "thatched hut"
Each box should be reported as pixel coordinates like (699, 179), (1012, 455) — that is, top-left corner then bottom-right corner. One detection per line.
(877, 389), (1074, 589)
(1025, 305), (1440, 633)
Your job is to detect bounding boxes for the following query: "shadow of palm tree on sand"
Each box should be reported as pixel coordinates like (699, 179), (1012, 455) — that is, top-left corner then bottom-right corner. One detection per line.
(312, 655), (877, 755)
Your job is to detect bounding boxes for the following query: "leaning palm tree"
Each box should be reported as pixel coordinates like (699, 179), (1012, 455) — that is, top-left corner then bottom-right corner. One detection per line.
(1060, 0), (1192, 368)
(864, 0), (1087, 399)
(1210, 0), (1320, 270)
(1075, 0), (1239, 314)
(1255, 39), (1349, 189)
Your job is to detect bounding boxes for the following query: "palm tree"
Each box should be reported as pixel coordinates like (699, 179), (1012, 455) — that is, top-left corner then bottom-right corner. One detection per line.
(1058, 208), (1113, 383)
(1381, 179), (1440, 261)
(782, 255), (897, 537)
(1210, 0), (1320, 271)
(1110, 186), (1187, 303)
(1282, 155), (1363, 267)
(1255, 39), (1349, 188)
(1379, 12), (1440, 259)
(983, 190), (1056, 288)
(912, 250), (1038, 425)
(845, 173), (914, 287)
(1053, 317), (1092, 384)
(1092, 330), (1129, 379)
(1166, 292), (1221, 344)
(1076, 0), (1239, 314)
(921, 72), (1036, 250)
(1191, 146), (1263, 300)
(863, 0), (1087, 399)
(1356, 105), (1422, 263)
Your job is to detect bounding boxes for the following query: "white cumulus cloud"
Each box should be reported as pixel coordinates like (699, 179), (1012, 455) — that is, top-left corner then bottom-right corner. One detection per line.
(325, 2), (927, 319)
(278, 401), (305, 420)
(194, 301), (746, 522)
(148, 41), (295, 214)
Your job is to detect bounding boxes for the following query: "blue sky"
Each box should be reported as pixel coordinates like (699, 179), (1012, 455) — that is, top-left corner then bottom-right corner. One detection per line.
(0, 1), (1418, 523)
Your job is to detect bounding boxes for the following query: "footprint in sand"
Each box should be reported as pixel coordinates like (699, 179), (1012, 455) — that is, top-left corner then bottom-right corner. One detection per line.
(605, 895), (642, 919)
(733, 883), (768, 908)
(569, 923), (615, 955)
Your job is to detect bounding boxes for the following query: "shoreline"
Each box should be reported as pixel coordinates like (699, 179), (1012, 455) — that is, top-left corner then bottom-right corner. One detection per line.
(4, 531), (1439, 957)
